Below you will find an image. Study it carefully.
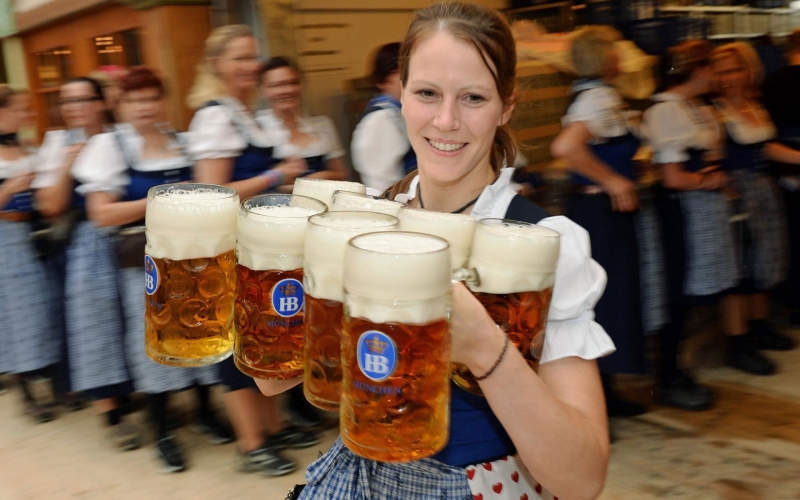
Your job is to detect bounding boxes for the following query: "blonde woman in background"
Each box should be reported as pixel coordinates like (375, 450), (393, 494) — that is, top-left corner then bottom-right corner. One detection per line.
(187, 24), (317, 477)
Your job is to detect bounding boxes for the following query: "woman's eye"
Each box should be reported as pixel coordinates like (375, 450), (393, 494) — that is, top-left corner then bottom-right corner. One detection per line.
(464, 94), (485, 104)
(416, 89), (437, 99)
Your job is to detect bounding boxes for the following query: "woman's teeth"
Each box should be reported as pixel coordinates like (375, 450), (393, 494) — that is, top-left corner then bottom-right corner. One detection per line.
(429, 140), (465, 152)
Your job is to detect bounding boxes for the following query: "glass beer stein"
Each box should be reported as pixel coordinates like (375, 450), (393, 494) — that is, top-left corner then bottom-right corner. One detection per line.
(330, 190), (406, 216)
(144, 184), (239, 367)
(341, 231), (453, 462)
(303, 212), (398, 411)
(397, 207), (476, 268)
(451, 219), (561, 396)
(234, 194), (326, 379)
(292, 178), (365, 208)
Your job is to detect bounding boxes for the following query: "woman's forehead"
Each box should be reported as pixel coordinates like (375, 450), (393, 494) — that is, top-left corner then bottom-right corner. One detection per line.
(407, 31), (497, 86)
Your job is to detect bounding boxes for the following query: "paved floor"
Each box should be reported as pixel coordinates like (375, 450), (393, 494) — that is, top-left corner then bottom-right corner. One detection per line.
(2, 329), (800, 500)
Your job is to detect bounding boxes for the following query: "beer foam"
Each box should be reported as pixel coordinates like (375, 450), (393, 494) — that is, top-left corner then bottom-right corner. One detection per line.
(304, 212), (397, 302)
(398, 208), (476, 268)
(237, 205), (323, 271)
(146, 186), (239, 261)
(344, 232), (451, 324)
(468, 220), (560, 294)
(330, 191), (405, 216)
(292, 179), (365, 207)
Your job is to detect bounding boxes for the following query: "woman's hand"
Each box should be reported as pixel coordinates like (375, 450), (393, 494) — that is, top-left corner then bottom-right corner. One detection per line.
(0, 171), (35, 196)
(698, 166), (727, 191)
(275, 157), (308, 184)
(449, 282), (506, 373)
(62, 143), (85, 172)
(602, 175), (640, 213)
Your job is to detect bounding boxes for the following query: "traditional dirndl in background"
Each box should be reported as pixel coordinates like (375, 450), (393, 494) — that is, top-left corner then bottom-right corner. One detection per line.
(121, 268), (219, 394)
(635, 199), (669, 335)
(728, 170), (789, 291)
(64, 221), (131, 392)
(0, 221), (60, 374)
(567, 193), (645, 374)
(298, 438), (473, 500)
(675, 191), (740, 298)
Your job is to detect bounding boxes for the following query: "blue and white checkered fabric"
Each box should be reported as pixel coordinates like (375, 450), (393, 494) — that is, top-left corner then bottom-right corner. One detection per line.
(299, 438), (473, 500)
(635, 203), (669, 334)
(0, 221), (60, 374)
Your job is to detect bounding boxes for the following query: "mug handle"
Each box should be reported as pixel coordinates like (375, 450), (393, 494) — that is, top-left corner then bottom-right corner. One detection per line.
(452, 267), (480, 287)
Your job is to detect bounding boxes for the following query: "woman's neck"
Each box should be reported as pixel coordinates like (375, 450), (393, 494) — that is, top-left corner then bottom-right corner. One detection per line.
(275, 108), (298, 128)
(417, 161), (496, 214)
(226, 85), (249, 109)
(85, 123), (103, 137)
(135, 122), (160, 139)
(722, 92), (749, 109)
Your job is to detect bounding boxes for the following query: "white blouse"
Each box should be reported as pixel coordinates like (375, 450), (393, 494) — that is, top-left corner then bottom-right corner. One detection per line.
(188, 97), (275, 160)
(643, 92), (722, 164)
(75, 124), (188, 196)
(0, 154), (36, 180)
(256, 109), (344, 160)
(714, 100), (776, 145)
(562, 83), (639, 143)
(32, 129), (103, 190)
(351, 107), (409, 192)
(396, 168), (615, 364)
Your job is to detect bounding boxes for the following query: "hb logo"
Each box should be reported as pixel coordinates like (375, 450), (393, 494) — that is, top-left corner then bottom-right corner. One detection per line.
(357, 331), (397, 382)
(144, 255), (159, 296)
(271, 278), (305, 318)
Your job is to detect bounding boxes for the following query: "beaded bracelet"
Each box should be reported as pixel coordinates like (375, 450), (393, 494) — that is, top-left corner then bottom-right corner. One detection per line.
(474, 333), (510, 382)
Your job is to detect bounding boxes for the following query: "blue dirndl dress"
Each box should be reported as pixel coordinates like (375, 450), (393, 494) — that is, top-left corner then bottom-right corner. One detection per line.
(0, 161), (60, 374)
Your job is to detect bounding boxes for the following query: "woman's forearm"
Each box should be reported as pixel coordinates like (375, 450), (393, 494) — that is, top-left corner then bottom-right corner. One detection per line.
(766, 142), (800, 165)
(86, 192), (147, 228)
(480, 347), (609, 500)
(254, 376), (302, 396)
(35, 166), (75, 217)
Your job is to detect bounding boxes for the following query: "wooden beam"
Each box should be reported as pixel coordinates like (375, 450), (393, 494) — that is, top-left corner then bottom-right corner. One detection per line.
(15, 0), (109, 33)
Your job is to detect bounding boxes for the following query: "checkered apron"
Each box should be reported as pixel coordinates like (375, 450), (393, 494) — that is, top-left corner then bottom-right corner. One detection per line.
(64, 221), (131, 392)
(121, 267), (219, 394)
(635, 201), (669, 334)
(0, 221), (60, 374)
(728, 170), (789, 291)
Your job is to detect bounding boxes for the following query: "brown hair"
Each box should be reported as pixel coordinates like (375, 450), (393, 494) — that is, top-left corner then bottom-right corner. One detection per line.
(712, 42), (764, 96)
(187, 24), (254, 109)
(660, 40), (712, 91)
(120, 66), (164, 96)
(398, 2), (517, 173)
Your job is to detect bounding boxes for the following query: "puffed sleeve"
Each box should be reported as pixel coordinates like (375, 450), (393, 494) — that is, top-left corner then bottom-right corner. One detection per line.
(187, 105), (247, 159)
(561, 87), (628, 140)
(72, 133), (128, 197)
(317, 116), (345, 160)
(642, 101), (691, 164)
(537, 215), (616, 364)
(31, 130), (66, 189)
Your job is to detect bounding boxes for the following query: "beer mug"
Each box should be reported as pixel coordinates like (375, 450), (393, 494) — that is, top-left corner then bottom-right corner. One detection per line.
(330, 190), (406, 216)
(451, 219), (560, 396)
(292, 178), (365, 207)
(303, 211), (398, 411)
(234, 194), (327, 379)
(144, 184), (239, 367)
(341, 231), (452, 462)
(397, 207), (476, 268)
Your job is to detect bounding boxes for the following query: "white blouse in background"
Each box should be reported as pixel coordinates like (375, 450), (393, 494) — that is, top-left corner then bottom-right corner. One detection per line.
(0, 154), (36, 180)
(643, 92), (722, 164)
(562, 83), (640, 143)
(256, 109), (344, 160)
(351, 107), (410, 192)
(714, 99), (776, 145)
(397, 168), (615, 364)
(188, 97), (274, 159)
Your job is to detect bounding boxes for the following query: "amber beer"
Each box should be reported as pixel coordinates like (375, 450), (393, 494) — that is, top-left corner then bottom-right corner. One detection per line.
(397, 207), (476, 268)
(330, 190), (405, 216)
(292, 178), (365, 208)
(341, 231), (452, 462)
(303, 212), (398, 411)
(234, 195), (326, 379)
(144, 184), (239, 367)
(451, 219), (561, 395)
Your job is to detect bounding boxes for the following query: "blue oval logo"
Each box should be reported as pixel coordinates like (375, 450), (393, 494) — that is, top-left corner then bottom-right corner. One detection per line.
(144, 255), (159, 296)
(271, 278), (304, 318)
(357, 330), (397, 382)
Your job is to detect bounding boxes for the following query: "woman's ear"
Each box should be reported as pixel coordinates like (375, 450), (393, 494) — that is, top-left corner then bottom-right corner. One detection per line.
(498, 89), (516, 126)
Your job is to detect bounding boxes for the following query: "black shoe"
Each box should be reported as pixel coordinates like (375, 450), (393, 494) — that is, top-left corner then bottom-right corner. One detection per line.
(155, 435), (186, 473)
(657, 372), (714, 411)
(165, 414), (184, 433)
(192, 414), (235, 445)
(729, 333), (777, 376)
(57, 393), (87, 412)
(287, 385), (324, 429)
(25, 399), (55, 423)
(267, 425), (323, 451)
(239, 445), (296, 476)
(750, 320), (795, 351)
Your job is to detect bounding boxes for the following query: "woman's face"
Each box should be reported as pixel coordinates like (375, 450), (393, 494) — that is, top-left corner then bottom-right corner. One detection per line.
(214, 36), (261, 94)
(0, 94), (35, 133)
(713, 53), (748, 98)
(59, 81), (106, 129)
(260, 66), (302, 112)
(119, 87), (164, 130)
(402, 31), (512, 185)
